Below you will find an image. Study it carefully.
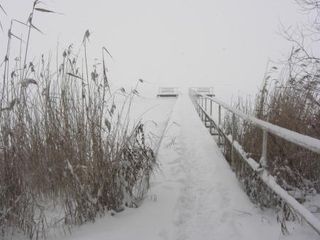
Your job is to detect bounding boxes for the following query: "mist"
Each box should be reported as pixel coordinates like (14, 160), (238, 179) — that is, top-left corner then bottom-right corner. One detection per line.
(0, 0), (308, 101)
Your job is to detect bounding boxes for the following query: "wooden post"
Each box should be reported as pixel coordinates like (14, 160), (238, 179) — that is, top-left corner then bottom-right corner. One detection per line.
(218, 105), (221, 146)
(205, 98), (207, 112)
(209, 100), (213, 134)
(231, 113), (236, 167)
(260, 129), (268, 168)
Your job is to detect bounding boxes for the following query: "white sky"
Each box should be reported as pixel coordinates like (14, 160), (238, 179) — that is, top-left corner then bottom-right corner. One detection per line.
(0, 0), (310, 101)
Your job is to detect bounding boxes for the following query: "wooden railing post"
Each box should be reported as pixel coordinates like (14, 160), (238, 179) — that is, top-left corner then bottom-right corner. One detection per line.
(260, 129), (268, 168)
(200, 97), (203, 121)
(218, 105), (221, 146)
(204, 98), (208, 124)
(205, 97), (207, 112)
(218, 105), (221, 126)
(209, 100), (213, 134)
(231, 113), (236, 166)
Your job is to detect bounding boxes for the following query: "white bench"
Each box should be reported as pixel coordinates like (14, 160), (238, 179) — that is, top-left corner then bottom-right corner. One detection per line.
(191, 87), (215, 97)
(157, 87), (179, 97)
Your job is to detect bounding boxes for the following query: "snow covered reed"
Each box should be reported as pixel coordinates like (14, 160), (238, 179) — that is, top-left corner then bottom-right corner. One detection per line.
(0, 1), (156, 239)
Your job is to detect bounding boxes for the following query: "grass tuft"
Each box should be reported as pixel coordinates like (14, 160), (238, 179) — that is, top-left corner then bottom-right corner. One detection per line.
(0, 1), (157, 239)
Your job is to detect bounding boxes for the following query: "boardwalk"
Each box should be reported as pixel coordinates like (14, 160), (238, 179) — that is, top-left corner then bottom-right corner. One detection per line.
(59, 92), (318, 240)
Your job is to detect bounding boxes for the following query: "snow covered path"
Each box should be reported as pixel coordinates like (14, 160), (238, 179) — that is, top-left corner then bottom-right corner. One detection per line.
(58, 93), (318, 240)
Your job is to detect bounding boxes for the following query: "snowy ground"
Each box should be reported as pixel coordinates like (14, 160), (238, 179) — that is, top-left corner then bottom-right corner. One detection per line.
(50, 92), (319, 240)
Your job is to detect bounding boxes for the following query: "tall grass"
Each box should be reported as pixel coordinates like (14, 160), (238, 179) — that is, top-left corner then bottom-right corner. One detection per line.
(219, 62), (320, 233)
(223, 59), (320, 208)
(223, 0), (320, 204)
(0, 1), (156, 239)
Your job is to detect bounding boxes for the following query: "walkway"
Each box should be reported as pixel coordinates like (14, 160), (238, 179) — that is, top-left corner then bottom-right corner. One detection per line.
(59, 93), (318, 240)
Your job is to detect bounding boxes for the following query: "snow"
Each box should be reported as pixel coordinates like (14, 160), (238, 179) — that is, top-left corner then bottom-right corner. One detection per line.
(260, 170), (320, 235)
(227, 135), (320, 234)
(47, 92), (319, 240)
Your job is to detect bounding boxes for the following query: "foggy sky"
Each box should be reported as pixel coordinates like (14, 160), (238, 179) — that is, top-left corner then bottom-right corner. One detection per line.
(0, 0), (309, 101)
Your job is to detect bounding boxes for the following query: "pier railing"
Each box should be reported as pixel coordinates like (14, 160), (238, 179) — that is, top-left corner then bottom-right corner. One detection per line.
(189, 88), (320, 235)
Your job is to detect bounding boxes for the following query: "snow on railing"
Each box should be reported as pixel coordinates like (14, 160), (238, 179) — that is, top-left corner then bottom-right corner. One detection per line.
(189, 88), (320, 235)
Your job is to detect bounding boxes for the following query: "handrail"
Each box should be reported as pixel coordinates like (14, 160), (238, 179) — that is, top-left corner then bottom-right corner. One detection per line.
(189, 88), (320, 235)
(196, 93), (320, 154)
